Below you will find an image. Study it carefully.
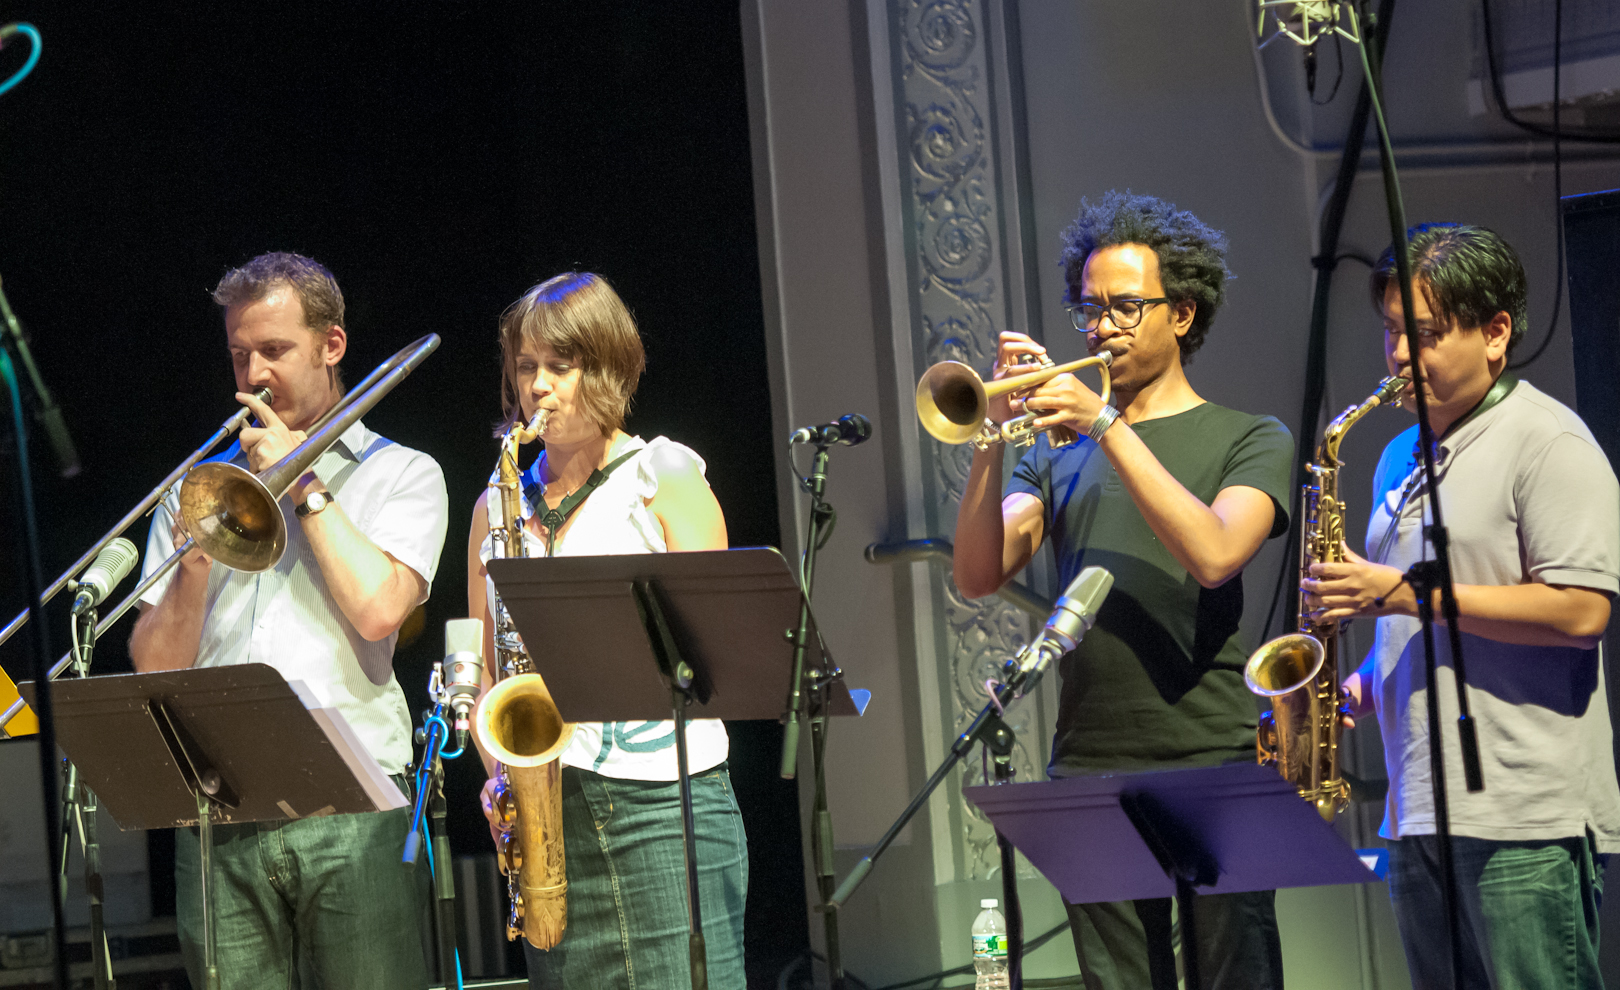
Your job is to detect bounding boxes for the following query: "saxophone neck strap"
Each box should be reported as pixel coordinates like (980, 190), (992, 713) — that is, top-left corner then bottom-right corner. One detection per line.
(528, 447), (641, 557)
(1372, 371), (1519, 565)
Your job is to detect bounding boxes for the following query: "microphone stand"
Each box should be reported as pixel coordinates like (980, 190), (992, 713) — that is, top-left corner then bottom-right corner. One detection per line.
(779, 439), (848, 989)
(60, 607), (116, 990)
(405, 664), (463, 990)
(828, 655), (1039, 990)
(1, 327), (69, 990)
(1344, 5), (1484, 988)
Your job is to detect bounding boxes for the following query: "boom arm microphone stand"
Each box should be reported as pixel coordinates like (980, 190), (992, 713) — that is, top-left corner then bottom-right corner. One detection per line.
(1261, 6), (1485, 988)
(826, 569), (1112, 990)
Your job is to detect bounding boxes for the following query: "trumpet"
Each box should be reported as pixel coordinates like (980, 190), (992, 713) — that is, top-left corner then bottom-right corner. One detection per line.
(0, 335), (441, 733)
(916, 351), (1113, 449)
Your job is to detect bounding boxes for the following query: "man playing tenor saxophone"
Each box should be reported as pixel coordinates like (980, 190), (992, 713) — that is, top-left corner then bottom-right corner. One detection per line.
(1303, 223), (1620, 989)
(953, 192), (1295, 990)
(129, 252), (450, 989)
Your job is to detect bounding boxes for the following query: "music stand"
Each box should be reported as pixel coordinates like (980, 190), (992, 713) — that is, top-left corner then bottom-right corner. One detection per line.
(487, 546), (863, 990)
(21, 664), (405, 990)
(964, 763), (1378, 990)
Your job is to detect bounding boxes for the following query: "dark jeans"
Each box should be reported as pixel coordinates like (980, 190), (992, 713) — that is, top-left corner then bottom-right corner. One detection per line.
(523, 764), (748, 990)
(175, 799), (430, 990)
(1388, 834), (1606, 990)
(1066, 890), (1283, 990)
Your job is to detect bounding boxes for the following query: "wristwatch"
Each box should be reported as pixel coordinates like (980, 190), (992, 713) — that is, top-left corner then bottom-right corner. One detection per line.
(295, 491), (334, 518)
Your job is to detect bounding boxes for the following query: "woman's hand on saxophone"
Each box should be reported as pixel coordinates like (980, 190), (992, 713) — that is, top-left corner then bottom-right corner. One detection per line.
(480, 776), (507, 863)
(1302, 544), (1411, 621)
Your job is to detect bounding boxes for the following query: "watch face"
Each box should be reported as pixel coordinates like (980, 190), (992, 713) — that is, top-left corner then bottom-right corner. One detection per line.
(299, 492), (328, 516)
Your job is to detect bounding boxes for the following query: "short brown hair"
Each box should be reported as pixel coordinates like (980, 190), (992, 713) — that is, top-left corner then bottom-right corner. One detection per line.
(213, 252), (346, 387)
(496, 273), (645, 438)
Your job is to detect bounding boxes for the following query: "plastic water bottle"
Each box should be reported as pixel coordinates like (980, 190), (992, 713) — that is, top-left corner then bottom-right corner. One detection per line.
(972, 897), (1010, 990)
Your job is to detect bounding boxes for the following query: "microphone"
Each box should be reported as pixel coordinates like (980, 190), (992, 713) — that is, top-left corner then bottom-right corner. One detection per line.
(1016, 566), (1113, 684)
(443, 618), (485, 753)
(69, 538), (139, 615)
(789, 413), (872, 447)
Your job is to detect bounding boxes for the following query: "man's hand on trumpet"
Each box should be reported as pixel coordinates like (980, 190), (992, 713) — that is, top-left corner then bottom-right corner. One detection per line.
(988, 331), (1051, 423)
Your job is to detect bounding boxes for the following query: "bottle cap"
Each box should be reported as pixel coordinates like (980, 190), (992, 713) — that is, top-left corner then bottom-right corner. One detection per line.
(980, 898), (998, 908)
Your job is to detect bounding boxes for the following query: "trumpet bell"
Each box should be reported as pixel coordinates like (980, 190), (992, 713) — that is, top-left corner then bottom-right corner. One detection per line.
(1244, 633), (1325, 697)
(477, 673), (577, 768)
(916, 361), (989, 444)
(179, 462), (287, 573)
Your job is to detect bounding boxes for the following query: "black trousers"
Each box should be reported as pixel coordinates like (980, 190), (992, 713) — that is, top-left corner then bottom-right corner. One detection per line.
(1065, 889), (1283, 990)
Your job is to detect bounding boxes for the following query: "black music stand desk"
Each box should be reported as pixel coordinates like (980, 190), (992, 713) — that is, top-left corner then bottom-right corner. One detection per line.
(21, 664), (405, 990)
(965, 763), (1379, 990)
(487, 546), (864, 989)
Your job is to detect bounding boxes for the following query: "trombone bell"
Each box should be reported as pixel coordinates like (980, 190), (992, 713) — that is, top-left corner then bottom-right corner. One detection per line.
(179, 462), (287, 573)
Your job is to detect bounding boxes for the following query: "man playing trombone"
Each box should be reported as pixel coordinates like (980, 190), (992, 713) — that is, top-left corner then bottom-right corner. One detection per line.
(953, 192), (1294, 990)
(129, 252), (449, 990)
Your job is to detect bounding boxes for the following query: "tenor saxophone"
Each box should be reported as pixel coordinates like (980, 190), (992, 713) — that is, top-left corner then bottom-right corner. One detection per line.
(476, 409), (576, 949)
(1245, 376), (1408, 821)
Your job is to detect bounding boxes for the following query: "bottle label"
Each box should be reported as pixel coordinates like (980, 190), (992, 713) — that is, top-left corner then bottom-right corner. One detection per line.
(973, 934), (1007, 959)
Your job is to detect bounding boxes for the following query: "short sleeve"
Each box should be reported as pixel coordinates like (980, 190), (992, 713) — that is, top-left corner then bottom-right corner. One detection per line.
(137, 493), (183, 608)
(635, 437), (708, 501)
(1220, 415), (1295, 538)
(1006, 441), (1050, 505)
(1518, 432), (1620, 595)
(365, 451), (450, 596)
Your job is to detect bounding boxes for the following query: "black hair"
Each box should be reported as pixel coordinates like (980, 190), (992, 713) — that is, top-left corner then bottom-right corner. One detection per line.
(1371, 223), (1527, 352)
(1058, 190), (1230, 361)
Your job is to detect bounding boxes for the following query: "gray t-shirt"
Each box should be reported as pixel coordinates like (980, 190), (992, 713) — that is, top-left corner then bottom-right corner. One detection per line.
(1364, 379), (1620, 850)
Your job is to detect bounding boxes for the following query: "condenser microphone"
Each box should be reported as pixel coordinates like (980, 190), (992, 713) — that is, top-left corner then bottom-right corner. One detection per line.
(443, 618), (485, 753)
(789, 413), (872, 447)
(1017, 566), (1113, 682)
(70, 538), (139, 615)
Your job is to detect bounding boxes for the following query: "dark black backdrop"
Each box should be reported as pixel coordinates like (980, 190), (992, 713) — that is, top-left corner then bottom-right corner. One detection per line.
(0, 2), (806, 983)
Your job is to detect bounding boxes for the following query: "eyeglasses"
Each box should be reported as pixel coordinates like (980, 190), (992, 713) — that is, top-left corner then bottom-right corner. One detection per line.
(1067, 298), (1171, 332)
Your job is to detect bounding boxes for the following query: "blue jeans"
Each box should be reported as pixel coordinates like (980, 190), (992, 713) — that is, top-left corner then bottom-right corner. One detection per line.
(1388, 834), (1606, 989)
(175, 797), (430, 990)
(522, 764), (748, 990)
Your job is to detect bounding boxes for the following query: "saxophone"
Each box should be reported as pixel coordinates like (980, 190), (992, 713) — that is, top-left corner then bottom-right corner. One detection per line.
(1245, 375), (1408, 821)
(476, 409), (576, 949)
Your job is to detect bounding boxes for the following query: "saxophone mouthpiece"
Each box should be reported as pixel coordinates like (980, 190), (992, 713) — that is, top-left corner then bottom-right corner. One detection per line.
(514, 409), (550, 445)
(1377, 376), (1410, 405)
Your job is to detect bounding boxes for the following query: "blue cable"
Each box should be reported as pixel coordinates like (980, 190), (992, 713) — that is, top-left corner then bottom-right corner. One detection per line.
(0, 24), (41, 97)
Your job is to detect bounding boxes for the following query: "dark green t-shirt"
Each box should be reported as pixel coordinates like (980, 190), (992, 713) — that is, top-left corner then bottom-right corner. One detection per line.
(1007, 402), (1294, 777)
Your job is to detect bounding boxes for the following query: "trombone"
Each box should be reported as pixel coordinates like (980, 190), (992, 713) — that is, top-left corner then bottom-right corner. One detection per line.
(0, 334), (441, 733)
(916, 351), (1113, 448)
(0, 386), (272, 652)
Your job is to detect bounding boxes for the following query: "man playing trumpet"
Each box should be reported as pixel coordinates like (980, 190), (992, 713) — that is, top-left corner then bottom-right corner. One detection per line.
(953, 191), (1294, 989)
(129, 252), (450, 989)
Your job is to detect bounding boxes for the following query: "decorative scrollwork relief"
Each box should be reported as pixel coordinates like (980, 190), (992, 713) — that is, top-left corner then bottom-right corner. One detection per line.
(895, 0), (1039, 881)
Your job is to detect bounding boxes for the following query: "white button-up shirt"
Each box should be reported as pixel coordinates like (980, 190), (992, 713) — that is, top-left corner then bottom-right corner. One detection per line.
(140, 419), (449, 774)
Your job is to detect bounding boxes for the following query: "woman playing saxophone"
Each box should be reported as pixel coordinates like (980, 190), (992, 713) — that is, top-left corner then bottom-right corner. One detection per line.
(464, 272), (748, 989)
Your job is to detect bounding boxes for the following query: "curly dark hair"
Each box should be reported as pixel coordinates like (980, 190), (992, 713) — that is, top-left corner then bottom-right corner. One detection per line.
(1370, 223), (1527, 354)
(1059, 191), (1230, 361)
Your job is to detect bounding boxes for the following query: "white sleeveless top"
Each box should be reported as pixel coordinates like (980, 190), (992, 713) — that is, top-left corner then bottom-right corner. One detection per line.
(481, 434), (730, 780)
